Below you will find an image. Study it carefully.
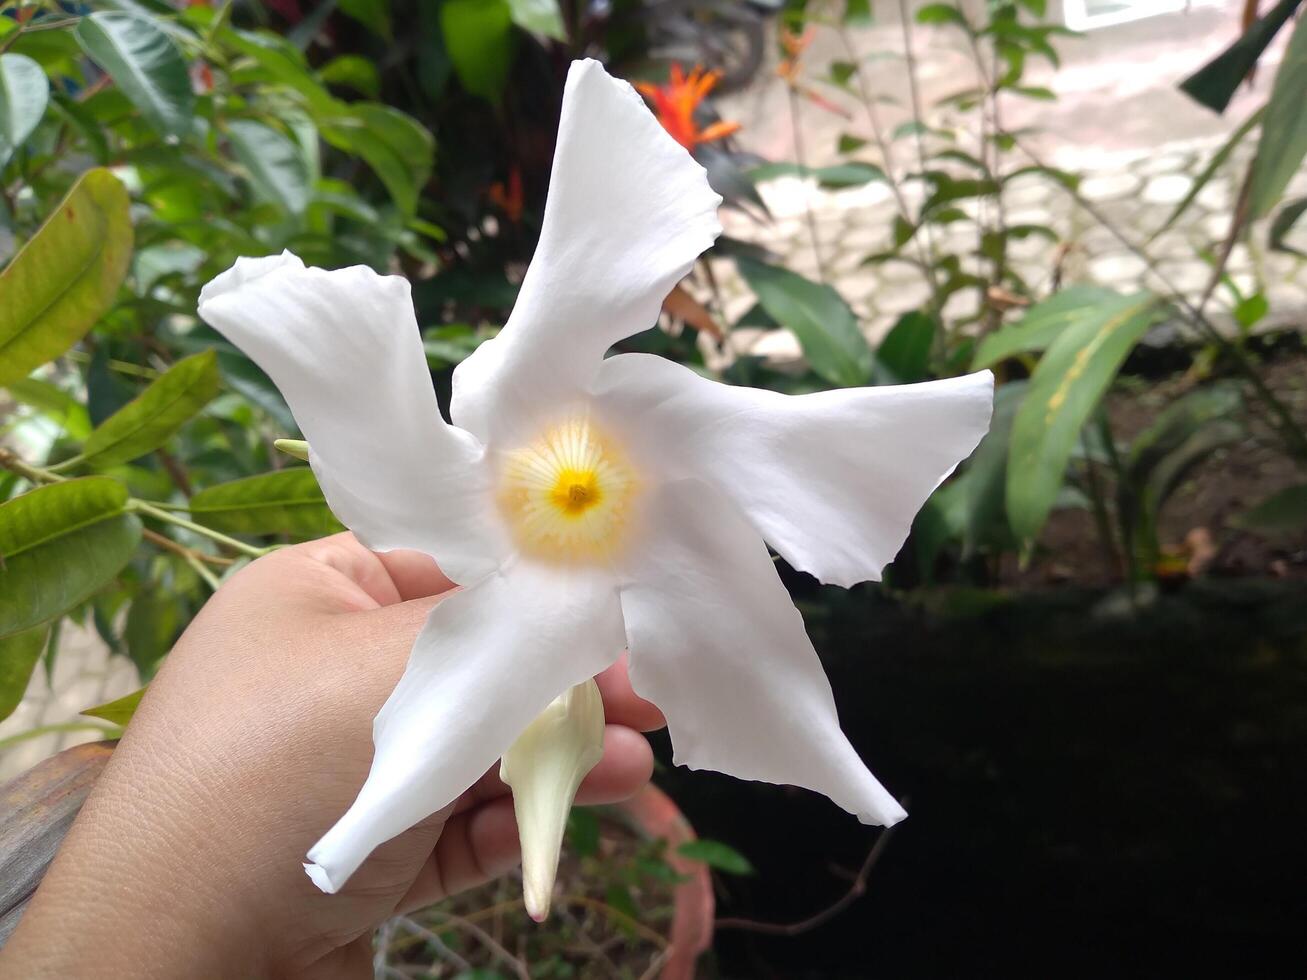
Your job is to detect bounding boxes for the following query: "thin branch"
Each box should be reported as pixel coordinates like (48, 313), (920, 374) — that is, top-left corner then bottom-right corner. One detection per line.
(422, 908), (530, 980)
(715, 824), (897, 937)
(785, 83), (828, 283)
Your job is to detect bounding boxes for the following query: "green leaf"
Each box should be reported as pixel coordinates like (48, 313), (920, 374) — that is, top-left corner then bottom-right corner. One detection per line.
(1236, 484), (1307, 533)
(735, 257), (872, 387)
(958, 380), (1027, 556)
(0, 53), (49, 168)
(748, 161), (887, 189)
(440, 0), (515, 103)
(0, 478), (142, 639)
(338, 0), (391, 38)
(837, 132), (867, 153)
(74, 11), (194, 138)
(1234, 293), (1269, 330)
(566, 807), (600, 857)
(78, 351), (220, 469)
(677, 839), (754, 875)
(227, 119), (312, 215)
(1248, 14), (1307, 218)
(916, 3), (969, 27)
(1150, 108), (1262, 241)
(0, 168), (132, 389)
(0, 626), (47, 723)
(318, 55), (380, 97)
(125, 590), (180, 678)
(844, 0), (873, 24)
(323, 105), (434, 214)
(1006, 291), (1161, 540)
(508, 0), (567, 40)
(189, 468), (343, 537)
(971, 285), (1119, 370)
(1179, 0), (1303, 113)
(1270, 196), (1307, 255)
(874, 311), (935, 384)
(82, 685), (145, 726)
(5, 378), (92, 439)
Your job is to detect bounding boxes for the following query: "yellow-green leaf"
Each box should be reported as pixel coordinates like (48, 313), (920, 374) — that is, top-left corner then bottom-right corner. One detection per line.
(82, 685), (145, 726)
(0, 168), (132, 388)
(0, 477), (141, 639)
(1006, 291), (1162, 541)
(78, 351), (220, 468)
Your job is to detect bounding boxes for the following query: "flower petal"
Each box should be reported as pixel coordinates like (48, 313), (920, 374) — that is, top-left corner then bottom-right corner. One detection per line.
(304, 559), (625, 892)
(199, 252), (508, 584)
(450, 59), (722, 447)
(593, 355), (994, 587)
(620, 479), (906, 825)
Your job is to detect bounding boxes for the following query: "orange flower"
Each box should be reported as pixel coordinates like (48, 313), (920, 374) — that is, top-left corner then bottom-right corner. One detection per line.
(635, 64), (741, 152)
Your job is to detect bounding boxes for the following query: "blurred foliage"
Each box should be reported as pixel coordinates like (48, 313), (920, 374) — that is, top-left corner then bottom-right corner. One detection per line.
(2, 0), (1307, 760)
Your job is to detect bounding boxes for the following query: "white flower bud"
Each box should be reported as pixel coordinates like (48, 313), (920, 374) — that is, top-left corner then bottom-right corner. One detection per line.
(500, 678), (605, 922)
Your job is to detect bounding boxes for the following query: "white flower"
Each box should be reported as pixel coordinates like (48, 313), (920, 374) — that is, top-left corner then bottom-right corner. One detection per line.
(198, 59), (994, 895)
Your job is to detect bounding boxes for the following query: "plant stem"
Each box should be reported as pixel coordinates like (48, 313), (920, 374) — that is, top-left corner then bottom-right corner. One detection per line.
(785, 82), (828, 283)
(834, 23), (943, 314)
(129, 500), (270, 559)
(0, 447), (65, 485)
(0, 722), (121, 751)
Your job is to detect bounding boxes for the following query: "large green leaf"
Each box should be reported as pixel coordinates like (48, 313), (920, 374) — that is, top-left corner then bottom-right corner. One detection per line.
(971, 285), (1118, 370)
(440, 0), (515, 103)
(323, 104), (434, 214)
(0, 626), (47, 722)
(735, 257), (872, 387)
(1249, 14), (1307, 218)
(188, 468), (343, 537)
(74, 11), (194, 138)
(125, 590), (181, 679)
(958, 379), (1028, 556)
(1006, 290), (1162, 541)
(78, 351), (220, 469)
(0, 168), (132, 389)
(0, 478), (142, 639)
(226, 118), (312, 215)
(0, 52), (49, 167)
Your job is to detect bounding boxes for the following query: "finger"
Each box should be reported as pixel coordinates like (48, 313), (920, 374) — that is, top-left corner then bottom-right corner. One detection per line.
(596, 655), (666, 732)
(397, 795), (521, 913)
(398, 728), (654, 914)
(372, 549), (456, 601)
(454, 724), (653, 813)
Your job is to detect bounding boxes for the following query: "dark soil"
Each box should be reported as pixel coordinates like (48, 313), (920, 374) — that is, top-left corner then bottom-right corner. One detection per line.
(1007, 349), (1307, 588)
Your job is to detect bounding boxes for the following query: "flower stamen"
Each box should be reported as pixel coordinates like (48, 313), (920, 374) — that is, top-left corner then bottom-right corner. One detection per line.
(499, 417), (636, 561)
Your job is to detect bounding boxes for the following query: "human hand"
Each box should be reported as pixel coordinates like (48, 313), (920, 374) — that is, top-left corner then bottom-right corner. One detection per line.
(1, 533), (664, 979)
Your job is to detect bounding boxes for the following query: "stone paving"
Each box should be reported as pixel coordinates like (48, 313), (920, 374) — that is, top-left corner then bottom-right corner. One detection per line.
(5, 1), (1307, 782)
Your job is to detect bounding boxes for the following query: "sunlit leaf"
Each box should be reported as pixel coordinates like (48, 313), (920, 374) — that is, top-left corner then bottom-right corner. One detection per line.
(189, 468), (343, 537)
(0, 478), (141, 640)
(0, 52), (49, 167)
(227, 118), (312, 215)
(78, 351), (220, 469)
(5, 378), (92, 439)
(508, 0), (566, 40)
(0, 168), (132, 389)
(736, 257), (872, 387)
(75, 11), (194, 138)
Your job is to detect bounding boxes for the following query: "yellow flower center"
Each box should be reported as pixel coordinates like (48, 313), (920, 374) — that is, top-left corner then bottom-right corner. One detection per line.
(498, 416), (637, 562)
